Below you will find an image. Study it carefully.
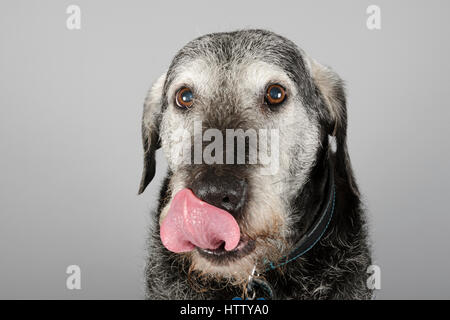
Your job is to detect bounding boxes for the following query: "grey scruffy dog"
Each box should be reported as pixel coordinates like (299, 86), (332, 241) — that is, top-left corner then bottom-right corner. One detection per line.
(138, 29), (373, 300)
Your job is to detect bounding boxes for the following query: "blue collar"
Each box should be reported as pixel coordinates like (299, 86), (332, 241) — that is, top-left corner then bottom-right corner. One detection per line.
(245, 160), (336, 300)
(265, 176), (335, 271)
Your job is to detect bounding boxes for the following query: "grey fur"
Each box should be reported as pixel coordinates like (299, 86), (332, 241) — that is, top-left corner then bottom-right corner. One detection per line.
(139, 30), (373, 300)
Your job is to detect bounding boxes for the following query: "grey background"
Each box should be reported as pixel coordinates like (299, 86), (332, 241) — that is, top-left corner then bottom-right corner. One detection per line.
(0, 0), (449, 299)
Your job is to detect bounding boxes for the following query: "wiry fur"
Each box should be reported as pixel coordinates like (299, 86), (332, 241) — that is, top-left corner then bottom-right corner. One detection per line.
(139, 30), (373, 300)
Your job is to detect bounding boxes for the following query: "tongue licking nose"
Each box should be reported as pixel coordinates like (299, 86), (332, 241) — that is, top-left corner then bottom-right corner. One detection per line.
(160, 188), (241, 253)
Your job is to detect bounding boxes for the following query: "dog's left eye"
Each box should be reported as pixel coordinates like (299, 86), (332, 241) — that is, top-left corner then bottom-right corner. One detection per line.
(175, 87), (194, 109)
(265, 84), (286, 106)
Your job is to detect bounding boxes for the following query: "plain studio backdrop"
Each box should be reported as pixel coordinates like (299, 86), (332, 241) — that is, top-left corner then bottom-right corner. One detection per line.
(0, 0), (449, 299)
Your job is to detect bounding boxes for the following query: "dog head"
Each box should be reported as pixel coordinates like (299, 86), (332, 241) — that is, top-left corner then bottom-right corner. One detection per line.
(139, 30), (352, 283)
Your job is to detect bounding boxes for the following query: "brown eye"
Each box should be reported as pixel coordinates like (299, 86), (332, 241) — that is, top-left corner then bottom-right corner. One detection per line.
(265, 84), (286, 106)
(175, 87), (194, 109)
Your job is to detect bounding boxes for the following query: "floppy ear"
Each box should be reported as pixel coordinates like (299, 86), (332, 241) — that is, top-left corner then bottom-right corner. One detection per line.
(309, 60), (360, 196)
(138, 73), (166, 194)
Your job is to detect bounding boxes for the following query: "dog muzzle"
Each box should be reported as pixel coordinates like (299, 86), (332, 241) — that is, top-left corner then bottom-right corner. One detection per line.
(159, 188), (241, 253)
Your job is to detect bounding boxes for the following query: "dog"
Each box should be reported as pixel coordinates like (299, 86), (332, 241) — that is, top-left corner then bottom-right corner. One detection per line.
(138, 30), (372, 300)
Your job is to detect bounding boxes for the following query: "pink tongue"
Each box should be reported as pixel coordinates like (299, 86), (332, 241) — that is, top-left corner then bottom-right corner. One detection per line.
(160, 188), (241, 253)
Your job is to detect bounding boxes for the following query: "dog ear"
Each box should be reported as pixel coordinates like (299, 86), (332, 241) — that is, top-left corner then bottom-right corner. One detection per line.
(138, 73), (166, 194)
(309, 60), (359, 196)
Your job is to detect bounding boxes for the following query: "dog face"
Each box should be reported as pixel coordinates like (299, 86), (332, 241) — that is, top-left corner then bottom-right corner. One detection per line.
(139, 30), (348, 283)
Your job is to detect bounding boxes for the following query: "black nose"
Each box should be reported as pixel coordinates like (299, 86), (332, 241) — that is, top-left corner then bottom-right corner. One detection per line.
(190, 170), (247, 218)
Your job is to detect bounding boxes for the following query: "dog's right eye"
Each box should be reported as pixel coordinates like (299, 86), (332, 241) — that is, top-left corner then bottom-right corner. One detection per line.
(175, 87), (194, 109)
(265, 84), (286, 106)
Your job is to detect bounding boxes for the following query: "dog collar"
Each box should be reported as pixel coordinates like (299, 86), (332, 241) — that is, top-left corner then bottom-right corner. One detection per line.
(266, 161), (336, 271)
(245, 159), (336, 300)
